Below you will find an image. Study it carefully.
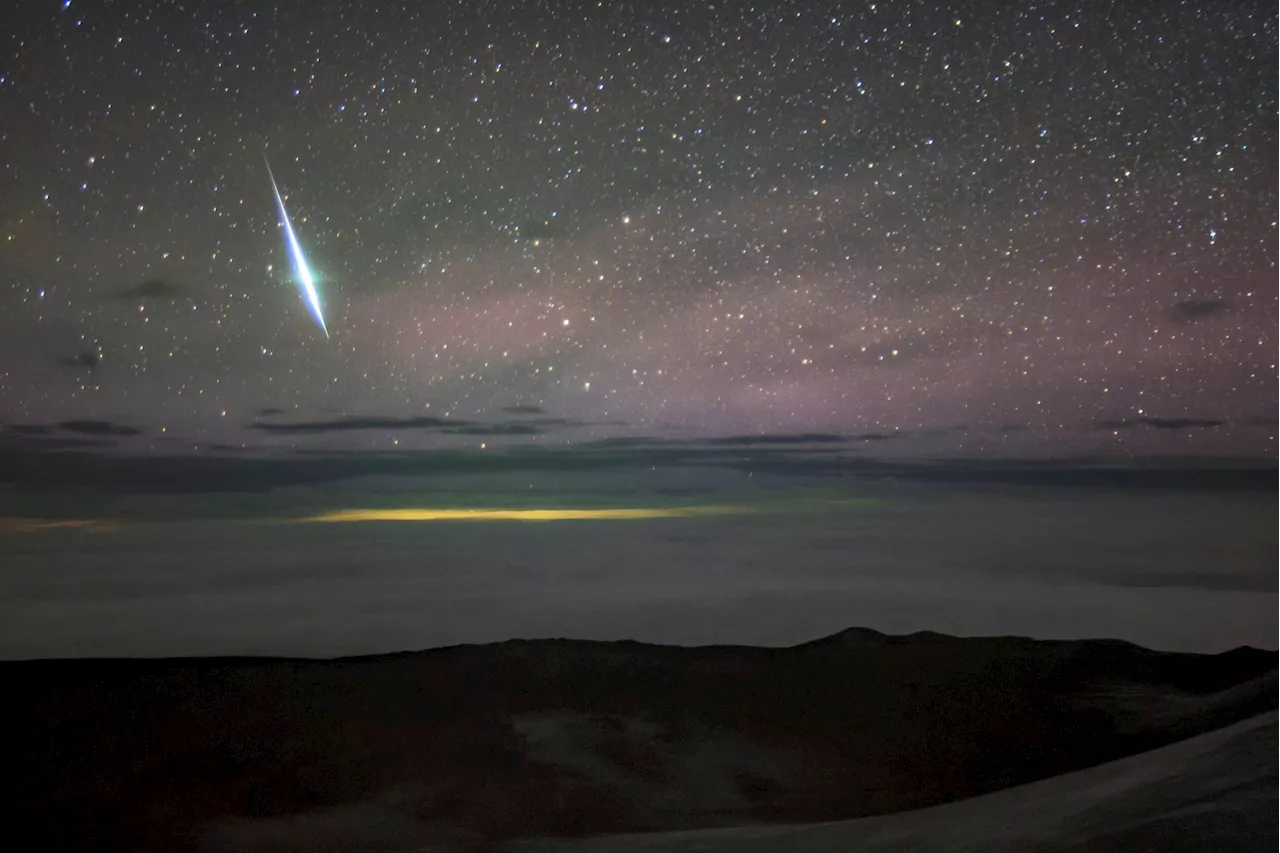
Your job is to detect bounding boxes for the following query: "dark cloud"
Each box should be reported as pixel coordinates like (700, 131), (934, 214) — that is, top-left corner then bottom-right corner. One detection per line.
(56, 352), (99, 370)
(587, 432), (883, 448)
(1, 422), (123, 449)
(247, 416), (475, 434)
(247, 413), (581, 435)
(57, 420), (143, 436)
(1146, 418), (1224, 430)
(501, 405), (547, 415)
(2, 438), (1280, 499)
(1170, 299), (1228, 322)
(701, 433), (848, 446)
(0, 435), (116, 450)
(1107, 570), (1276, 593)
(0, 444), (1273, 496)
(581, 436), (669, 449)
(1096, 417), (1224, 431)
(115, 278), (186, 300)
(444, 423), (542, 436)
(256, 408), (286, 417)
(3, 424), (53, 436)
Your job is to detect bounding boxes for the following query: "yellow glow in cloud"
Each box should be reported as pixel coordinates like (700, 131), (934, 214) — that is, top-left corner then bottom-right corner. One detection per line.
(300, 506), (751, 523)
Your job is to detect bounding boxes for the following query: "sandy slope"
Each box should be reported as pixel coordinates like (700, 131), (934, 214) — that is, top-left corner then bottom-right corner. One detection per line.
(507, 710), (1277, 853)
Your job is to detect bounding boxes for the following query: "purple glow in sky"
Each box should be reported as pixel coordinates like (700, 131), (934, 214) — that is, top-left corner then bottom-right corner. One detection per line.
(0, 1), (1274, 454)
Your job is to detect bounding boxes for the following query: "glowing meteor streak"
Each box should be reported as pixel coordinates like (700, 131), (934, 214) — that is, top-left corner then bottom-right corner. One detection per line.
(264, 156), (328, 337)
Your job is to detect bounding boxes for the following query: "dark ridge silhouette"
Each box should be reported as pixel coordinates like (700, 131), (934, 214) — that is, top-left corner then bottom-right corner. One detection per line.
(6, 629), (1274, 851)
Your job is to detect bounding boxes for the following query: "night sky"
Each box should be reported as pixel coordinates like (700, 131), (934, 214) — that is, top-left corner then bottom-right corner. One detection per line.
(0, 0), (1275, 454)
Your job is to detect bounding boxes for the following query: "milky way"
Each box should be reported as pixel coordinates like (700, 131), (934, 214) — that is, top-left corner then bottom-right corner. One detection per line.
(0, 1), (1274, 454)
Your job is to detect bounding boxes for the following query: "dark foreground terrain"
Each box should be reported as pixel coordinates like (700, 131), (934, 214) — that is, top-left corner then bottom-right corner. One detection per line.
(5, 629), (1276, 852)
(509, 710), (1278, 853)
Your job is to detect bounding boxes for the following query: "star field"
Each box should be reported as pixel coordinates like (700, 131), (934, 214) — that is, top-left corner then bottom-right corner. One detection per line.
(0, 0), (1275, 454)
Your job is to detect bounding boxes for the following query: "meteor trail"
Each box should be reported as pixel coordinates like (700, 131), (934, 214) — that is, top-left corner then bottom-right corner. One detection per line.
(264, 156), (328, 337)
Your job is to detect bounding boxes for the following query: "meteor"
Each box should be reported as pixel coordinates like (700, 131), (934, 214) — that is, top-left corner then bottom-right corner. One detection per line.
(264, 156), (328, 337)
